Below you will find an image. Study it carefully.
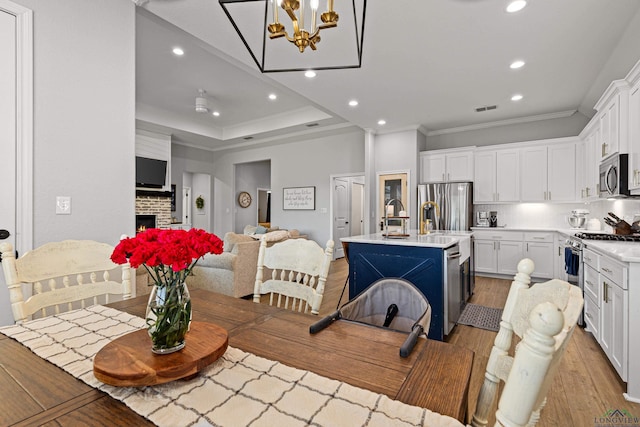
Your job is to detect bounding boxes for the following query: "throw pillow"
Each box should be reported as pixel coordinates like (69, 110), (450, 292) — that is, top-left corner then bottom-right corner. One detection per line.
(243, 225), (257, 235)
(263, 230), (289, 242)
(255, 225), (268, 234)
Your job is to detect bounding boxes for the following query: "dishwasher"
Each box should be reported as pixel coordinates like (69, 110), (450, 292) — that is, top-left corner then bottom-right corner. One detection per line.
(444, 245), (461, 335)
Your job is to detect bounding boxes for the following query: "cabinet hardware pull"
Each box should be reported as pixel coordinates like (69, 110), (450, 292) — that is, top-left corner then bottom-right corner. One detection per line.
(558, 246), (561, 256)
(548, 191), (551, 200)
(586, 187), (590, 197)
(533, 237), (545, 239)
(603, 282), (609, 303)
(602, 267), (612, 273)
(586, 312), (593, 320)
(586, 280), (594, 286)
(581, 189), (585, 198)
(442, 173), (445, 181)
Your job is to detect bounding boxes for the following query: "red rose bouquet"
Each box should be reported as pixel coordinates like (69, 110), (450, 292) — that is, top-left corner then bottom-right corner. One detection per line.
(111, 228), (223, 353)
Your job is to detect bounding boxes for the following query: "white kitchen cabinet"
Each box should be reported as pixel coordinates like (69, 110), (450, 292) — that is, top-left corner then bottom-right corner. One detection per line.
(420, 149), (473, 183)
(474, 239), (497, 274)
(473, 149), (519, 203)
(520, 143), (576, 202)
(628, 79), (640, 193)
(473, 230), (523, 276)
(523, 232), (554, 279)
(520, 146), (547, 202)
(583, 246), (628, 381)
(577, 122), (599, 199)
(594, 80), (630, 160)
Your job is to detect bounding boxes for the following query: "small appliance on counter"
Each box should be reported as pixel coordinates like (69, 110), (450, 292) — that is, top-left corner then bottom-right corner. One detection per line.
(567, 209), (589, 229)
(489, 211), (498, 228)
(476, 211), (489, 227)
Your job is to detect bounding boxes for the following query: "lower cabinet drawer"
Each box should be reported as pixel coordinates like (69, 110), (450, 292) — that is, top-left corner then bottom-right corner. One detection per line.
(583, 294), (600, 341)
(583, 264), (600, 306)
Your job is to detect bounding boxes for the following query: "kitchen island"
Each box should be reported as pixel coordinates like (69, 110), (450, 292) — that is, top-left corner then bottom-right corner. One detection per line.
(342, 231), (473, 341)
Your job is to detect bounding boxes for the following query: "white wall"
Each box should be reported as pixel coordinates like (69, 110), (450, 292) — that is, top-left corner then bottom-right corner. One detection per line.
(171, 143), (216, 225)
(210, 129), (365, 246)
(192, 173), (211, 231)
(14, 0), (135, 246)
(374, 130), (422, 229)
(426, 112), (590, 151)
(234, 160), (270, 233)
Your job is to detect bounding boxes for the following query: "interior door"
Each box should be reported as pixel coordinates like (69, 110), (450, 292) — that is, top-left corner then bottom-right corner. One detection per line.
(333, 177), (350, 259)
(0, 8), (17, 325)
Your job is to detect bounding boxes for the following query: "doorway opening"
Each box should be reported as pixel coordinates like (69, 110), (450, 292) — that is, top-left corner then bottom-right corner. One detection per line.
(331, 174), (365, 259)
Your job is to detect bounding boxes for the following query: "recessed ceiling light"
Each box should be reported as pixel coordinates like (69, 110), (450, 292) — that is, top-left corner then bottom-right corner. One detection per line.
(348, 100), (358, 107)
(305, 70), (317, 78)
(511, 94), (523, 101)
(212, 111), (220, 117)
(506, 0), (527, 13)
(172, 47), (184, 56)
(377, 120), (386, 126)
(268, 93), (277, 100)
(510, 60), (525, 69)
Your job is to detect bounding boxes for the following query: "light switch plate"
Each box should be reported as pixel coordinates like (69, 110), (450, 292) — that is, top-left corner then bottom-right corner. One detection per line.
(56, 196), (71, 214)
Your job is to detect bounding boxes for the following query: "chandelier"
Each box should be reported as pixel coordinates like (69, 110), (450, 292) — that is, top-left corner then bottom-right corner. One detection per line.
(219, 0), (366, 73)
(268, 0), (338, 53)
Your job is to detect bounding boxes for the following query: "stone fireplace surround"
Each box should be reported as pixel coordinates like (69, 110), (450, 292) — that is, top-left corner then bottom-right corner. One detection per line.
(135, 190), (172, 229)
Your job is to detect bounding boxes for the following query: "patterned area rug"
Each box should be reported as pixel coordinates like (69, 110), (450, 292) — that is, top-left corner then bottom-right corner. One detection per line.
(457, 303), (503, 332)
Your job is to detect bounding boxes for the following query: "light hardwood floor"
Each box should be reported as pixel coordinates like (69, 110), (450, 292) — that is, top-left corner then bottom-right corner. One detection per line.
(318, 258), (640, 426)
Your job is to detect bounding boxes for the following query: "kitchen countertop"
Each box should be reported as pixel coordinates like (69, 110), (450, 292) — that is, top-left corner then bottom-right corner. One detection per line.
(581, 240), (640, 263)
(341, 230), (472, 249)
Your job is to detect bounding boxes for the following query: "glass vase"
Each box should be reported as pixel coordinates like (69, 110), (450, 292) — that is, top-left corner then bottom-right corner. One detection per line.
(146, 280), (192, 354)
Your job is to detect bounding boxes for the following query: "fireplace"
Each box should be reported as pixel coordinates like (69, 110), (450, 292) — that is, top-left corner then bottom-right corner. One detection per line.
(136, 214), (156, 233)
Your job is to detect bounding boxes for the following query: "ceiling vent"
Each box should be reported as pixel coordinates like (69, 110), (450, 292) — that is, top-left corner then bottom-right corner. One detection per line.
(306, 123), (319, 127)
(475, 105), (497, 112)
(243, 136), (253, 140)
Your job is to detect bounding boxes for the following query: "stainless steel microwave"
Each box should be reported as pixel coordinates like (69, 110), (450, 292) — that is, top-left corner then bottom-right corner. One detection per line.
(599, 153), (629, 198)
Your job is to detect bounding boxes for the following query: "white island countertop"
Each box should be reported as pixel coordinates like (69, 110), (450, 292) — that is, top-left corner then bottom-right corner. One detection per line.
(341, 230), (473, 250)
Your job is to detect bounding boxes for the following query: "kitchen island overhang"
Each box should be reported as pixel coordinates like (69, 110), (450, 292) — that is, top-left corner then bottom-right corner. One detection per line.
(342, 231), (473, 341)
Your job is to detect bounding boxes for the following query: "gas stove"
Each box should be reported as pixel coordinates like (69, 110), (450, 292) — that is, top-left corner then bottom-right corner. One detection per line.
(574, 232), (640, 242)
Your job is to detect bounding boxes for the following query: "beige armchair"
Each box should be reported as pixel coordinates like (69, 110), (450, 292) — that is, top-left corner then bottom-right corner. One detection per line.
(186, 232), (259, 298)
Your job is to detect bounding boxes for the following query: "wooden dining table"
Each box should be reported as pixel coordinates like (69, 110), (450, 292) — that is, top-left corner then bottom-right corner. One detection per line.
(0, 289), (474, 426)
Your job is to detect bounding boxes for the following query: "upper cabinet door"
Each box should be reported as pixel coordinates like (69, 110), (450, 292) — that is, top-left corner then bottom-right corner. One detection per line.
(548, 144), (576, 202)
(446, 151), (474, 182)
(520, 146), (547, 202)
(495, 149), (520, 202)
(594, 80), (630, 161)
(421, 153), (446, 183)
(473, 151), (496, 203)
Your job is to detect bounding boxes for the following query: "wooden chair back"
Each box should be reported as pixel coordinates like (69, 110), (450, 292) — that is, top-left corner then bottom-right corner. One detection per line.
(253, 237), (334, 315)
(0, 240), (132, 323)
(471, 258), (584, 427)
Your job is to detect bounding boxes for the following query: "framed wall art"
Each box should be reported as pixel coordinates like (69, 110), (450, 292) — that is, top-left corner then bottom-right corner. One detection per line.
(283, 186), (315, 210)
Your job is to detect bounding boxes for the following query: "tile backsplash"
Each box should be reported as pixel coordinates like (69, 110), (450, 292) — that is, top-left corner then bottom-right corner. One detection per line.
(474, 199), (640, 231)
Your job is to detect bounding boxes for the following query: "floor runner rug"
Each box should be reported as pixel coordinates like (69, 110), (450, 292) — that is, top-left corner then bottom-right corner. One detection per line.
(457, 303), (502, 332)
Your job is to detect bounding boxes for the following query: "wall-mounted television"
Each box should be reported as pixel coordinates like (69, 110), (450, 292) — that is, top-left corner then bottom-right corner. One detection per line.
(136, 156), (167, 188)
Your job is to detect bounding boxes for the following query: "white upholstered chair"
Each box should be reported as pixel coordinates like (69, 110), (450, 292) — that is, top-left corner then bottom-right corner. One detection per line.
(254, 237), (334, 315)
(0, 240), (132, 323)
(471, 258), (584, 427)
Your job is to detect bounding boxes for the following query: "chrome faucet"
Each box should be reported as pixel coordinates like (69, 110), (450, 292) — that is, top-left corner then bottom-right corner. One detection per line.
(420, 201), (440, 235)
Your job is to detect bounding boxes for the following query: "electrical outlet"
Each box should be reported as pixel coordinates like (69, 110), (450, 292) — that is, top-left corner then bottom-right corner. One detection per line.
(56, 196), (71, 214)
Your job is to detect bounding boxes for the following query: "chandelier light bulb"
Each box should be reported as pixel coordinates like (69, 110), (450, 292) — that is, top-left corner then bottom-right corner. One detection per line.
(268, 0), (339, 53)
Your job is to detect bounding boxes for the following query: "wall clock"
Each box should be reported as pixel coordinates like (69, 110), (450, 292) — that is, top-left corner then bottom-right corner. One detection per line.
(238, 191), (252, 208)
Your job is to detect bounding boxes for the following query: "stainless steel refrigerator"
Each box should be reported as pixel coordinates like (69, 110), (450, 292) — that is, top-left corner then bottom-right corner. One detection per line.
(417, 182), (473, 231)
(418, 181), (474, 329)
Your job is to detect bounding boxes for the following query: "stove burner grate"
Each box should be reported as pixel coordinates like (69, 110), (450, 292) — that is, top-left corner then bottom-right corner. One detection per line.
(575, 232), (640, 242)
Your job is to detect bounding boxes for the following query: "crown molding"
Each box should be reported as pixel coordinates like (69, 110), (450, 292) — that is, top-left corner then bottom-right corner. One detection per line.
(427, 110), (577, 137)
